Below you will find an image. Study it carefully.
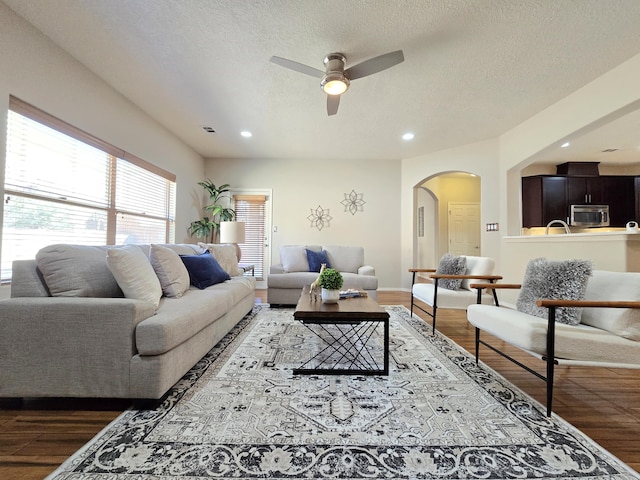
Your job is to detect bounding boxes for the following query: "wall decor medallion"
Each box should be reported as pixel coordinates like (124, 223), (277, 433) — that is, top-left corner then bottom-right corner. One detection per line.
(307, 205), (333, 230)
(341, 189), (365, 215)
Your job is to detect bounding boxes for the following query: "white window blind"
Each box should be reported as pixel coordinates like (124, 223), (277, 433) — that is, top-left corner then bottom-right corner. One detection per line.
(1, 96), (176, 281)
(234, 195), (266, 280)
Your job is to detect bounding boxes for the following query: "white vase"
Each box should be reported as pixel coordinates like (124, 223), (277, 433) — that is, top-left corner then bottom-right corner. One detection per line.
(321, 288), (340, 304)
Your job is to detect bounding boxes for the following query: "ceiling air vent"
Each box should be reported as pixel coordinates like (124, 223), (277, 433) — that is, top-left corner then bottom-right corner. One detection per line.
(202, 126), (215, 133)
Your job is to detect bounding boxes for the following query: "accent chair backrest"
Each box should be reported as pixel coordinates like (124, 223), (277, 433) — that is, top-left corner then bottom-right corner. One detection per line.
(580, 270), (640, 341)
(460, 256), (496, 291)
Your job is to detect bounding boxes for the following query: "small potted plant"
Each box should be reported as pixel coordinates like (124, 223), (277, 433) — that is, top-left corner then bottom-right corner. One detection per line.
(318, 268), (343, 304)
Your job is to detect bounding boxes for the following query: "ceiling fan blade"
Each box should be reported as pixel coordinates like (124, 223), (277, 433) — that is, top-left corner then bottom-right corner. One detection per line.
(269, 56), (324, 78)
(327, 95), (340, 116)
(345, 50), (404, 80)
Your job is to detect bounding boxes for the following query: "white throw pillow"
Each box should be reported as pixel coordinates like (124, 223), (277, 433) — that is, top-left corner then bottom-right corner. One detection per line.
(149, 244), (190, 298)
(106, 245), (162, 308)
(198, 243), (242, 276)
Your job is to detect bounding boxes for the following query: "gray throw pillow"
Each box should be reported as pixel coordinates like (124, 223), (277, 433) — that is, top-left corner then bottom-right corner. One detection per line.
(516, 258), (593, 325)
(36, 244), (124, 297)
(435, 253), (467, 290)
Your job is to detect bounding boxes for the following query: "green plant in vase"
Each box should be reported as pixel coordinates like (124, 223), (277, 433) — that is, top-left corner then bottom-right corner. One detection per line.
(188, 180), (236, 243)
(318, 268), (343, 304)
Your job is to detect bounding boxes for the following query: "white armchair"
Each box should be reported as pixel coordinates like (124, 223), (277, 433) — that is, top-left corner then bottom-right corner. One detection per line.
(409, 255), (501, 334)
(468, 267), (640, 417)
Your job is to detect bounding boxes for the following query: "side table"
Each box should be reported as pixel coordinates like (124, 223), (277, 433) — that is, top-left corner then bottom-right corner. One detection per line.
(239, 263), (255, 276)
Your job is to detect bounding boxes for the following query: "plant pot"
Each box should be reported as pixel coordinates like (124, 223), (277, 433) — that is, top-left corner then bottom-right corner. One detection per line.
(321, 288), (340, 304)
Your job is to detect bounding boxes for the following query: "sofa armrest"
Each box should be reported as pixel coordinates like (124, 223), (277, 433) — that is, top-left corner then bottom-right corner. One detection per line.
(0, 297), (156, 357)
(358, 265), (375, 276)
(0, 297), (156, 398)
(270, 264), (285, 274)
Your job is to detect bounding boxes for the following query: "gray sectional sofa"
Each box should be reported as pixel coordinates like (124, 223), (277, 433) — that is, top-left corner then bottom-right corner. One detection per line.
(267, 245), (378, 305)
(0, 243), (255, 401)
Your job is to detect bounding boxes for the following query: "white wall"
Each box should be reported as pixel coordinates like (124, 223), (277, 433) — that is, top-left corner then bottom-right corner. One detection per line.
(0, 4), (205, 298)
(495, 52), (640, 283)
(205, 157), (401, 289)
(4, 1), (640, 297)
(415, 187), (436, 270)
(500, 52), (640, 237)
(423, 174), (481, 259)
(400, 139), (502, 290)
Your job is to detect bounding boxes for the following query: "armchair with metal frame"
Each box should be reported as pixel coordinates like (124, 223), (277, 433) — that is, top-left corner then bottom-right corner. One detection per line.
(409, 255), (502, 335)
(468, 273), (640, 417)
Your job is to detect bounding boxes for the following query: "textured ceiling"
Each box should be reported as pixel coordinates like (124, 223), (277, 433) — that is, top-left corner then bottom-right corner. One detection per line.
(4, 0), (640, 163)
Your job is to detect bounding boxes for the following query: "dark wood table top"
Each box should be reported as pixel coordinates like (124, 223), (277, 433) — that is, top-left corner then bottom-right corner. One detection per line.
(294, 285), (389, 320)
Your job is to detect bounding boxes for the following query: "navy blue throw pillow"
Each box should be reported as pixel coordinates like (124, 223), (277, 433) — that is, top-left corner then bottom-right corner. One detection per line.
(306, 249), (331, 272)
(179, 252), (230, 289)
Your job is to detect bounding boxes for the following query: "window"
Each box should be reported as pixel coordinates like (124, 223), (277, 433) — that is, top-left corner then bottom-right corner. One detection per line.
(233, 194), (266, 280)
(1, 96), (176, 281)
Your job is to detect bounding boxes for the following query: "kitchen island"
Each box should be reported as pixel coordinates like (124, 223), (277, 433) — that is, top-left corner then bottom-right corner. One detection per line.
(498, 231), (640, 305)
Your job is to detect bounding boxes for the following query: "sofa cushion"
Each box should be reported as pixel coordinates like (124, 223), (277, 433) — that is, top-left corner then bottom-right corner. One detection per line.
(468, 304), (640, 365)
(306, 249), (331, 272)
(435, 253), (467, 290)
(268, 271), (378, 291)
(516, 258), (592, 325)
(150, 244), (190, 298)
(107, 245), (163, 308)
(279, 245), (310, 272)
(413, 282), (495, 308)
(136, 276), (255, 355)
(268, 272), (321, 289)
(198, 242), (242, 276)
(180, 252), (230, 289)
(323, 246), (364, 273)
(35, 244), (124, 297)
(581, 270), (640, 341)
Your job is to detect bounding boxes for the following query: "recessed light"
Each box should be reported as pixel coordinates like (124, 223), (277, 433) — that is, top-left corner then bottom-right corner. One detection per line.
(240, 131), (252, 138)
(402, 132), (415, 141)
(561, 142), (570, 148)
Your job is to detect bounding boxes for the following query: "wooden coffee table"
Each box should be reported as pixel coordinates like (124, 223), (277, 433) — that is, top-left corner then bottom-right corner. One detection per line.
(293, 285), (390, 376)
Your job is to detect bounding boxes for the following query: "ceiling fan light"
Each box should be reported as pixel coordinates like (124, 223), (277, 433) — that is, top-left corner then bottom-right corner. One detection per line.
(321, 73), (349, 95)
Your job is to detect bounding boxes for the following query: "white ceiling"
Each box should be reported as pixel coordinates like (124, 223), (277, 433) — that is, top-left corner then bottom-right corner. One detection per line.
(4, 0), (640, 164)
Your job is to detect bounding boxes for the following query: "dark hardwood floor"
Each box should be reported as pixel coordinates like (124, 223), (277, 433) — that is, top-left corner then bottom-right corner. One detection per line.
(1, 290), (638, 479)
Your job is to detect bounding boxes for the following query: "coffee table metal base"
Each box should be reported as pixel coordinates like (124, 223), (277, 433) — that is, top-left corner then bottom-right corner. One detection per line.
(293, 317), (389, 376)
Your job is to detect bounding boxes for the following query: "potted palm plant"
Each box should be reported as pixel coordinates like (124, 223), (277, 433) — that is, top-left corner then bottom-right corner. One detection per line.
(188, 180), (236, 243)
(318, 268), (343, 304)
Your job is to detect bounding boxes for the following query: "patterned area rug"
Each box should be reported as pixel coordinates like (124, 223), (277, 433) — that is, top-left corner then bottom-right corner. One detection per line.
(47, 305), (639, 479)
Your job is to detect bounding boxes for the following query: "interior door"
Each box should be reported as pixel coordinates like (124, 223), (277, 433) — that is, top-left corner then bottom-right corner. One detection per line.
(448, 202), (480, 256)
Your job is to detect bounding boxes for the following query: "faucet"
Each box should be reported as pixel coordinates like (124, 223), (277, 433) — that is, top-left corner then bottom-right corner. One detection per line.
(546, 219), (571, 235)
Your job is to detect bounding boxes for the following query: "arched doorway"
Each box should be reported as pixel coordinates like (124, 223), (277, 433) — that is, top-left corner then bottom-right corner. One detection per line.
(413, 172), (481, 269)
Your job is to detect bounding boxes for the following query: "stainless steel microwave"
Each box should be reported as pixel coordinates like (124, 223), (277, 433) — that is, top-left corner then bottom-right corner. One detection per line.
(569, 204), (609, 227)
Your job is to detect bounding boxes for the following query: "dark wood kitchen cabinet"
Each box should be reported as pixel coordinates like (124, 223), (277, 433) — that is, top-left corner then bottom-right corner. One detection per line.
(522, 176), (567, 227)
(522, 175), (636, 227)
(602, 176), (635, 226)
(566, 176), (604, 205)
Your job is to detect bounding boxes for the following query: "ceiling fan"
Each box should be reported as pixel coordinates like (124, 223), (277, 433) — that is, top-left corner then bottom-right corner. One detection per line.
(269, 50), (404, 116)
